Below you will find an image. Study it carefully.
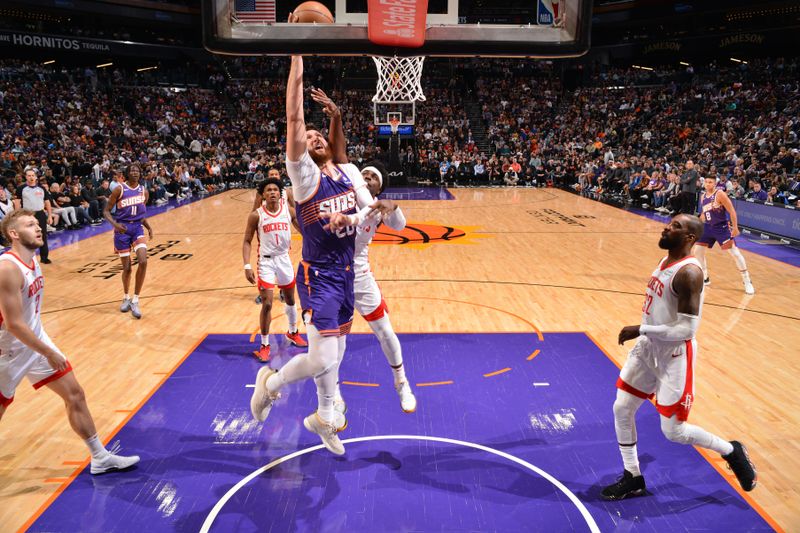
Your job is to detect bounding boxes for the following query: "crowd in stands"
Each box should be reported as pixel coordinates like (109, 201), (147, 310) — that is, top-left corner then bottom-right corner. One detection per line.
(1, 55), (799, 239)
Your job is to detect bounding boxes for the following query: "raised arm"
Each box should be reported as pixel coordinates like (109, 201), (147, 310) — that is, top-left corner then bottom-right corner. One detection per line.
(310, 88), (347, 164)
(286, 55), (307, 163)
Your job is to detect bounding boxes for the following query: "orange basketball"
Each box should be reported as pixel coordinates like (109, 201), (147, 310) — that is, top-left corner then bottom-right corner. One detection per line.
(293, 1), (334, 23)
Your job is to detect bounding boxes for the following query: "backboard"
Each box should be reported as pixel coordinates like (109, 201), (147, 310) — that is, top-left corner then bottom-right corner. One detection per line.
(203, 0), (592, 58)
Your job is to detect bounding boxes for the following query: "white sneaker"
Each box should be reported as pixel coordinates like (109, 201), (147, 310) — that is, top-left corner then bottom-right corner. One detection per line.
(303, 412), (345, 455)
(333, 394), (347, 415)
(250, 367), (280, 422)
(90, 443), (140, 475)
(744, 280), (755, 295)
(396, 381), (417, 413)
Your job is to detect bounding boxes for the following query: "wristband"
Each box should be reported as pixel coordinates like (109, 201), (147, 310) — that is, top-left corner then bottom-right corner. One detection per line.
(244, 264), (252, 270)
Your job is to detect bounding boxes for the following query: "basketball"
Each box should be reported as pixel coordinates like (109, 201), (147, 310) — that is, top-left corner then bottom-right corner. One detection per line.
(293, 1), (334, 23)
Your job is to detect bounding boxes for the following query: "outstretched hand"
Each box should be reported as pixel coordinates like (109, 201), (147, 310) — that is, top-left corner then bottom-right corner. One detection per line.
(320, 211), (352, 231)
(310, 88), (340, 118)
(287, 12), (299, 23)
(367, 199), (396, 219)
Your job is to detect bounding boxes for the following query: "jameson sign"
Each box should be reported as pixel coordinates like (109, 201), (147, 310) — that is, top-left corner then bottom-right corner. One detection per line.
(0, 30), (110, 52)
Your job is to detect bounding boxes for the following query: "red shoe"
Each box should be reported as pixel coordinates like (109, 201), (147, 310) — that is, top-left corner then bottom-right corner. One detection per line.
(253, 344), (271, 362)
(285, 331), (308, 347)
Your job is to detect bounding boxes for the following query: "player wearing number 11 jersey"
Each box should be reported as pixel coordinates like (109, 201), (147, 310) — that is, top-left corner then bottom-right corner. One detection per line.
(103, 164), (153, 319)
(600, 214), (756, 501)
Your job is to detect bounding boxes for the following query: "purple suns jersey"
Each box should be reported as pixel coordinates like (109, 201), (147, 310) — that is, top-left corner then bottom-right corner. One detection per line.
(700, 191), (729, 229)
(295, 165), (359, 267)
(115, 183), (147, 223)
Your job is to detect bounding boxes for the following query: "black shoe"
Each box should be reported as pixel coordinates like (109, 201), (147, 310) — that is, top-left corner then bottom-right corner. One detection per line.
(704, 277), (711, 286)
(601, 470), (646, 501)
(723, 441), (757, 491)
(254, 295), (262, 305)
(40, 258), (52, 264)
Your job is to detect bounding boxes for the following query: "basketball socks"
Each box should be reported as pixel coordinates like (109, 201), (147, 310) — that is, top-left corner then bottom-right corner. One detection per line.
(391, 363), (407, 385)
(124, 294), (131, 301)
(261, 334), (269, 346)
(132, 295), (139, 304)
(85, 434), (109, 459)
(613, 389), (646, 475)
(285, 305), (298, 333)
(619, 443), (641, 476)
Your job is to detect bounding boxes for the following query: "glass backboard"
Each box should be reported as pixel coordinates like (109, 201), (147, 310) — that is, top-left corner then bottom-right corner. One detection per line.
(203, 0), (591, 58)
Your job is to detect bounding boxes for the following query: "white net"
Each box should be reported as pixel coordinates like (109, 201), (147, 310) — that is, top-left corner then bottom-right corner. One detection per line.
(372, 56), (426, 103)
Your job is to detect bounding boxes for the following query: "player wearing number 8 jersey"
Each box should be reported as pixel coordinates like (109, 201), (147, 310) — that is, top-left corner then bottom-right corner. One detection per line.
(692, 176), (754, 294)
(103, 164), (153, 319)
(249, 53), (390, 456)
(601, 214), (757, 501)
(243, 178), (307, 362)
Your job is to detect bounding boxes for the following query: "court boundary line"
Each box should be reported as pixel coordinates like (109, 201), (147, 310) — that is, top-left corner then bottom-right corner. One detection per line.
(16, 333), (209, 533)
(40, 280), (799, 322)
(583, 331), (785, 533)
(197, 434), (601, 533)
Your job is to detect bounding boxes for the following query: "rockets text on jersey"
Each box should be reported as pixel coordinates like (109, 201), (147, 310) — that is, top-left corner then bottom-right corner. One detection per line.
(257, 199), (292, 256)
(641, 255), (704, 332)
(0, 252), (44, 352)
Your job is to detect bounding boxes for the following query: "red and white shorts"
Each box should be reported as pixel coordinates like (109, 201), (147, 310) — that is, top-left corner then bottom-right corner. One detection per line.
(257, 253), (296, 291)
(354, 269), (389, 321)
(617, 336), (697, 421)
(0, 332), (72, 407)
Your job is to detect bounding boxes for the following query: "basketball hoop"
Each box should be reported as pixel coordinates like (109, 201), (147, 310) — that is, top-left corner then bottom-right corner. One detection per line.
(389, 117), (400, 135)
(372, 56), (426, 104)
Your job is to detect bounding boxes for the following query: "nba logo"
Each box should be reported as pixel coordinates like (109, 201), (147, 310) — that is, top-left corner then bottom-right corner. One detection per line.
(537, 0), (558, 25)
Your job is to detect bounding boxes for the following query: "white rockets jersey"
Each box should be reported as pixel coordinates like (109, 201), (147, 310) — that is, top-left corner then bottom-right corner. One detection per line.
(257, 199), (292, 256)
(355, 218), (380, 274)
(0, 252), (44, 352)
(641, 255), (704, 330)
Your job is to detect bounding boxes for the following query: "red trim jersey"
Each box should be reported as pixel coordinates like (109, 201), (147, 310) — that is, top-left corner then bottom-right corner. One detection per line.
(0, 253), (44, 353)
(257, 199), (292, 257)
(641, 256), (704, 337)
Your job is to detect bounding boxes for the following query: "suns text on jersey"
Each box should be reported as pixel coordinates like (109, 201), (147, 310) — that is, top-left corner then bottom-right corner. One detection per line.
(318, 192), (356, 215)
(118, 195), (145, 208)
(28, 275), (44, 297)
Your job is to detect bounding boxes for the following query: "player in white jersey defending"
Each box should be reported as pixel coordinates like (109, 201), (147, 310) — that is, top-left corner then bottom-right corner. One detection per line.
(243, 178), (308, 362)
(332, 162), (416, 414)
(0, 210), (140, 475)
(601, 214), (756, 500)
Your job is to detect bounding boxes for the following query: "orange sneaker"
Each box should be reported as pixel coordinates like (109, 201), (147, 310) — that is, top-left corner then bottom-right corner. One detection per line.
(285, 331), (308, 347)
(253, 344), (271, 362)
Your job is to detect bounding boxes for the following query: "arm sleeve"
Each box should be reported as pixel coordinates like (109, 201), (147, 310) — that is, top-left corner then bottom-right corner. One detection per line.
(383, 206), (406, 231)
(285, 150), (320, 203)
(346, 165), (376, 226)
(640, 313), (700, 342)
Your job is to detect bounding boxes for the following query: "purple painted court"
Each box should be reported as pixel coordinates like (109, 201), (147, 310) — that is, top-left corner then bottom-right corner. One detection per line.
(29, 332), (770, 532)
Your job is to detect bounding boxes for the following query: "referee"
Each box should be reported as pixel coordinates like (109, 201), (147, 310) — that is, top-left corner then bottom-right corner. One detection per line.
(13, 168), (53, 263)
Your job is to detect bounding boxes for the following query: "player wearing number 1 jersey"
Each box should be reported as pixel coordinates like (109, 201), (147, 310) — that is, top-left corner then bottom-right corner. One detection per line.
(601, 214), (756, 500)
(243, 178), (307, 362)
(103, 164), (153, 319)
(0, 210), (140, 475)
